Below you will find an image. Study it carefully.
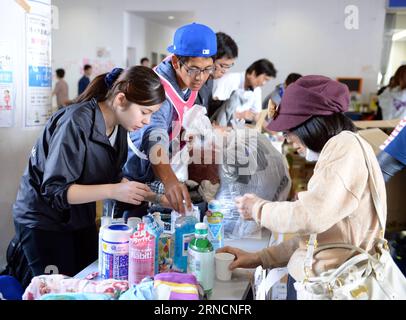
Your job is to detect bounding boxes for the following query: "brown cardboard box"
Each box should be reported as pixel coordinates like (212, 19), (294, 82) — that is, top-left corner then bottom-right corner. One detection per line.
(358, 128), (406, 232)
(354, 119), (401, 130)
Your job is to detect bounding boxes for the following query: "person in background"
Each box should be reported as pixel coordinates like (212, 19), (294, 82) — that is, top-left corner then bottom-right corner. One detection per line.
(378, 65), (406, 120)
(218, 76), (386, 300)
(263, 73), (302, 132)
(123, 22), (217, 215)
(52, 68), (69, 109)
(212, 59), (277, 123)
(374, 77), (394, 120)
(140, 57), (150, 68)
(6, 66), (166, 288)
(262, 73), (302, 109)
(78, 64), (92, 95)
(195, 32), (238, 118)
(377, 117), (406, 182)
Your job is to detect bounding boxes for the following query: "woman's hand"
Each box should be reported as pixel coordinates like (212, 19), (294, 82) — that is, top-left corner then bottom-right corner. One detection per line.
(216, 246), (262, 270)
(111, 181), (151, 205)
(235, 193), (262, 221)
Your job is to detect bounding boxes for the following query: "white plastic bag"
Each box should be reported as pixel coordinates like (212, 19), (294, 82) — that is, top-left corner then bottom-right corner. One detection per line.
(171, 105), (216, 182)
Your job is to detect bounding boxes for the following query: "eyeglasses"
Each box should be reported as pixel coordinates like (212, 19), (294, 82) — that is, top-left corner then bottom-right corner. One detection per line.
(216, 62), (234, 70)
(179, 61), (215, 77)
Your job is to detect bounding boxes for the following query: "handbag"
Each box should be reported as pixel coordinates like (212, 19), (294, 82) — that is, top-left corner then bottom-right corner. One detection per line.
(5, 235), (32, 289)
(294, 133), (406, 300)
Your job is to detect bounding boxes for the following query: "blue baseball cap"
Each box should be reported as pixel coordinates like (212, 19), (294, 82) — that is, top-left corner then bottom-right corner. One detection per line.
(167, 22), (217, 57)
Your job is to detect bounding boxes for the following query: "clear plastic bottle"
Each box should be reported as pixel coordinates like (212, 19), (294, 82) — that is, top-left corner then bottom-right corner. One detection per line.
(172, 210), (198, 273)
(187, 223), (215, 296)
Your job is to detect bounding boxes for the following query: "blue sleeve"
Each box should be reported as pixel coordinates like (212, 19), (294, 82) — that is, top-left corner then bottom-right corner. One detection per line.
(385, 125), (406, 165)
(123, 100), (172, 182)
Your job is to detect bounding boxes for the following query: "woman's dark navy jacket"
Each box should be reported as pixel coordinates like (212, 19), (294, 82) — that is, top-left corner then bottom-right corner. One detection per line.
(13, 98), (128, 231)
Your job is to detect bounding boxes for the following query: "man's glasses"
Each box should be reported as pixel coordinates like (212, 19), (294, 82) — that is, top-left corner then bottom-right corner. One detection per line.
(216, 62), (234, 70)
(179, 61), (215, 77)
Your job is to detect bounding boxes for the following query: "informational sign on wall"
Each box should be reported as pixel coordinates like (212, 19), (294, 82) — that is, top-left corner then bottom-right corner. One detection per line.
(388, 0), (406, 9)
(0, 41), (15, 128)
(24, 0), (52, 128)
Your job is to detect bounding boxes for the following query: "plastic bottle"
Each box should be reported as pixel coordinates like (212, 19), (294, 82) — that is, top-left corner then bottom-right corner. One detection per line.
(203, 200), (224, 251)
(101, 224), (133, 280)
(143, 214), (163, 275)
(98, 216), (112, 274)
(187, 222), (215, 295)
(128, 222), (155, 286)
(127, 217), (142, 233)
(151, 212), (173, 272)
(172, 209), (198, 273)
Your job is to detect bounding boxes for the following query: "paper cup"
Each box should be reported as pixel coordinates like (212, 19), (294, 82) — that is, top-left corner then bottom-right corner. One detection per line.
(215, 252), (235, 281)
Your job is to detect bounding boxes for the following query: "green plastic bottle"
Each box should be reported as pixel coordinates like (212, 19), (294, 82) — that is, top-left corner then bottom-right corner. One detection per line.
(187, 223), (215, 296)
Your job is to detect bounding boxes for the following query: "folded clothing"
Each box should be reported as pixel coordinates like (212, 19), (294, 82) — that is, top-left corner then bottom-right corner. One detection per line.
(154, 272), (200, 300)
(40, 293), (113, 300)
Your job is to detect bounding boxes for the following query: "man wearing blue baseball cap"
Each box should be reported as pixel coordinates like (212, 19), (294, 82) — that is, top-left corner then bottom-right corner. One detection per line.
(123, 22), (217, 214)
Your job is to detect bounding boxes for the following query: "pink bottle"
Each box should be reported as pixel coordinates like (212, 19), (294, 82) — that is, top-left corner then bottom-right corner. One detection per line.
(128, 222), (156, 286)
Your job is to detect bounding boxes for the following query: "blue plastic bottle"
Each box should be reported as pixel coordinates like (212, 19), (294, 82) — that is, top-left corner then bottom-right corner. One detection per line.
(172, 210), (198, 273)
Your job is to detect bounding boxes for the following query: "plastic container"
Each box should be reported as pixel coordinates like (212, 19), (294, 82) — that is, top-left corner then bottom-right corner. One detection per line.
(128, 222), (155, 286)
(187, 222), (215, 295)
(203, 200), (224, 251)
(214, 252), (235, 281)
(101, 224), (133, 280)
(158, 233), (173, 273)
(143, 214), (163, 275)
(98, 216), (112, 274)
(127, 217), (142, 232)
(172, 210), (198, 273)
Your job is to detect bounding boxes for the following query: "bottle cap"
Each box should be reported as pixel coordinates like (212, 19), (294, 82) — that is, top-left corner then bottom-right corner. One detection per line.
(195, 222), (208, 235)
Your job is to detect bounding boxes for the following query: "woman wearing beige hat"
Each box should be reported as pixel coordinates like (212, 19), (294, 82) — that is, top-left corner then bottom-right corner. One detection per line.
(218, 75), (387, 300)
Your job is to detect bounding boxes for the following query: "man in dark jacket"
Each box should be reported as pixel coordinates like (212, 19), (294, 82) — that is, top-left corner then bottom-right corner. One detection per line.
(78, 64), (92, 95)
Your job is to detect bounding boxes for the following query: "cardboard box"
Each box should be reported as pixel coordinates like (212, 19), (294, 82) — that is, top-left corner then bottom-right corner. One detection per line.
(267, 232), (297, 300)
(354, 119), (401, 130)
(358, 128), (406, 232)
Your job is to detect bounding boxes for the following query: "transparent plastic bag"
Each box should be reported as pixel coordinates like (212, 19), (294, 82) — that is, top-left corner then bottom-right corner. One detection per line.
(216, 129), (291, 239)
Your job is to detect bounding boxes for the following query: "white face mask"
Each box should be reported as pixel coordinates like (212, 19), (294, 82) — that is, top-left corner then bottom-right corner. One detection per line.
(305, 148), (320, 162)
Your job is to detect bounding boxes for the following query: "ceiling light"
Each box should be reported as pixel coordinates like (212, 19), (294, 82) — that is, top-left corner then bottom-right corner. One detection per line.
(168, 16), (175, 20)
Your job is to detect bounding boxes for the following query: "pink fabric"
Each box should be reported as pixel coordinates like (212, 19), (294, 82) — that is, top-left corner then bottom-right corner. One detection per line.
(22, 274), (129, 300)
(153, 57), (198, 141)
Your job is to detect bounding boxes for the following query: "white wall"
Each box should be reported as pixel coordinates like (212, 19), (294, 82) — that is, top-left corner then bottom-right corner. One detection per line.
(0, 0), (50, 269)
(123, 13), (175, 68)
(124, 12), (146, 67)
(387, 40), (406, 81)
(52, 0), (386, 101)
(144, 19), (176, 63)
(52, 0), (124, 100)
